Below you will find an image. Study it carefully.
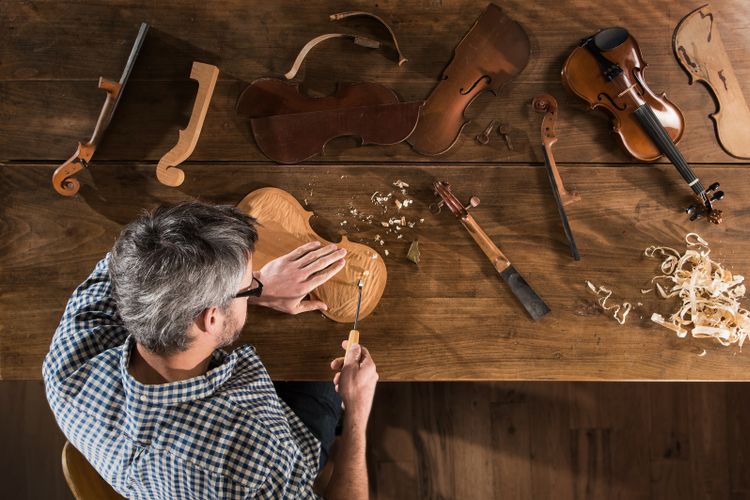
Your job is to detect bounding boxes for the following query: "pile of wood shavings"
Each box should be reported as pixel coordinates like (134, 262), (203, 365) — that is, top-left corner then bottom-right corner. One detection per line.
(644, 233), (750, 347)
(585, 281), (633, 325)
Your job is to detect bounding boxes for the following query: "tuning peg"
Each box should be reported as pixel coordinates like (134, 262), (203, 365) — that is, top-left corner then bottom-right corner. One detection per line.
(430, 200), (445, 214)
(464, 196), (480, 211)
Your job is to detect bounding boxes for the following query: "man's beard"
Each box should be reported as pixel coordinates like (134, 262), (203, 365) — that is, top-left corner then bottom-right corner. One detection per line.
(218, 313), (243, 349)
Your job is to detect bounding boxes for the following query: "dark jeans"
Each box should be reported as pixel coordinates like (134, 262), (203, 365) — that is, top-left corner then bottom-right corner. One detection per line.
(273, 381), (342, 471)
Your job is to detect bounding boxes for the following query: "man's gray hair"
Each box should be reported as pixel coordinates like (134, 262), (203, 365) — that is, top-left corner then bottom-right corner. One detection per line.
(109, 202), (258, 355)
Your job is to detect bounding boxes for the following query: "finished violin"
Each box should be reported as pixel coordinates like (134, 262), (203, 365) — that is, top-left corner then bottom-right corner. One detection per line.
(562, 27), (724, 224)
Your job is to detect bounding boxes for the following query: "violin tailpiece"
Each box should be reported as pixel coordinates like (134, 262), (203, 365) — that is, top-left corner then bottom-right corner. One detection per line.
(408, 4), (530, 156)
(156, 62), (219, 187)
(674, 4), (750, 159)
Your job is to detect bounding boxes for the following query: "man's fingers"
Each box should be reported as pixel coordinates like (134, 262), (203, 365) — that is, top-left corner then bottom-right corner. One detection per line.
(358, 345), (374, 364)
(305, 258), (346, 289)
(344, 343), (362, 366)
(301, 247), (347, 276)
(333, 372), (341, 386)
(330, 357), (344, 370)
(295, 299), (328, 314)
(295, 244), (340, 267)
(285, 240), (322, 261)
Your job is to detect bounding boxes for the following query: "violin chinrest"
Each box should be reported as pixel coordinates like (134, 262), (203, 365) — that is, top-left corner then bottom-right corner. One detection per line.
(237, 187), (387, 323)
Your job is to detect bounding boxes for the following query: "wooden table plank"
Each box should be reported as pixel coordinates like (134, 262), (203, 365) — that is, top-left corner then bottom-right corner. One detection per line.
(1, 0), (749, 164)
(2, 162), (750, 381)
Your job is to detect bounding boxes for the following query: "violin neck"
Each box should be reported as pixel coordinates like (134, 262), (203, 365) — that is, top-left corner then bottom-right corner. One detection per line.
(632, 103), (705, 198)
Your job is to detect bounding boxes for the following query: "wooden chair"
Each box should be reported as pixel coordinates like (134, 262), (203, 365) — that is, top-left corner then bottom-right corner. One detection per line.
(62, 441), (126, 500)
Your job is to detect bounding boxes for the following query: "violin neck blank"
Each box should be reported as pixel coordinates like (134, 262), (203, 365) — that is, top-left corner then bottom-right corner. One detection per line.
(632, 103), (705, 197)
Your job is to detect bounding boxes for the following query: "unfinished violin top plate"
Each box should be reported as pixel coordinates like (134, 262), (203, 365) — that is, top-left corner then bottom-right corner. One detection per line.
(237, 187), (387, 323)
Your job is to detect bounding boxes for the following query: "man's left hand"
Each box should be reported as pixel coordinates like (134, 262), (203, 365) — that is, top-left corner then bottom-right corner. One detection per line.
(250, 241), (346, 314)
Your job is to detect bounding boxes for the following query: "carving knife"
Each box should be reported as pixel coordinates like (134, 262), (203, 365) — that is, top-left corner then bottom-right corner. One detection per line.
(346, 274), (365, 355)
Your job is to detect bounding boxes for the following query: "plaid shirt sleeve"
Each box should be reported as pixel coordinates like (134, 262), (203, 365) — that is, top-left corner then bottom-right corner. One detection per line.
(43, 254), (125, 390)
(43, 255), (323, 499)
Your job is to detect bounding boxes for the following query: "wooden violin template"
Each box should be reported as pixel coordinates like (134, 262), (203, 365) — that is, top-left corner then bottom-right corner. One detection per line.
(408, 4), (530, 156)
(52, 23), (149, 196)
(236, 78), (422, 164)
(562, 27), (724, 223)
(156, 62), (219, 187)
(674, 4), (750, 159)
(532, 94), (581, 260)
(237, 187), (387, 323)
(433, 181), (550, 321)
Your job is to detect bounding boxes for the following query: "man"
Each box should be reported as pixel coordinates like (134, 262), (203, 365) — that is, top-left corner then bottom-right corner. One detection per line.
(43, 202), (378, 499)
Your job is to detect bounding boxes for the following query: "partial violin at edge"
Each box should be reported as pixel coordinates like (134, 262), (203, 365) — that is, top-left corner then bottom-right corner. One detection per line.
(674, 4), (750, 159)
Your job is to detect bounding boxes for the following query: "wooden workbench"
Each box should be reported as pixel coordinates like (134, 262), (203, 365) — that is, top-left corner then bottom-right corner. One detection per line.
(1, 0), (749, 381)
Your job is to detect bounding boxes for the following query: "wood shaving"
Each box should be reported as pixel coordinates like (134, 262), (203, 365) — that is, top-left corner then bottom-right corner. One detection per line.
(407, 240), (420, 264)
(393, 180), (409, 189)
(585, 280), (633, 325)
(644, 233), (750, 348)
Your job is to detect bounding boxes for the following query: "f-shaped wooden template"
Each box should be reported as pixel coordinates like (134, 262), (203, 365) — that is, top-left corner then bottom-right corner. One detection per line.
(156, 62), (220, 186)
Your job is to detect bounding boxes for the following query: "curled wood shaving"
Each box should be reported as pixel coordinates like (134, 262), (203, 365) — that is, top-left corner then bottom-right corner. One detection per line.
(644, 233), (750, 348)
(585, 280), (633, 325)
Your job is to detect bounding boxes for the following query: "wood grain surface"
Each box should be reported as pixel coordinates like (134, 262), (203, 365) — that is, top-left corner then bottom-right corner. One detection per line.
(1, 0), (750, 380)
(4, 380), (749, 499)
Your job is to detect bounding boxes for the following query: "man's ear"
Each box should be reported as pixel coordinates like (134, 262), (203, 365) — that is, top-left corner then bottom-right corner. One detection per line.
(196, 306), (224, 335)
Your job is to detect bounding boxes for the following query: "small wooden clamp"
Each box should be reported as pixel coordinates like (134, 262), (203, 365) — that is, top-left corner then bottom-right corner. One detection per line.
(156, 62), (219, 187)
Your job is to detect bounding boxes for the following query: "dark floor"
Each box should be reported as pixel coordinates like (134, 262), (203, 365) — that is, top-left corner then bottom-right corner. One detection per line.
(1, 381), (748, 499)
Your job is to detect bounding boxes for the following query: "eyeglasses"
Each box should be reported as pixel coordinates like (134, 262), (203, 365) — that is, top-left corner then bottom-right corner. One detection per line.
(235, 276), (263, 299)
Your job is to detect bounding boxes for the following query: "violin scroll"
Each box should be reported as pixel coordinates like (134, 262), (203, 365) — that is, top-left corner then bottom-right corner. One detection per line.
(532, 93), (560, 145)
(432, 180), (479, 218)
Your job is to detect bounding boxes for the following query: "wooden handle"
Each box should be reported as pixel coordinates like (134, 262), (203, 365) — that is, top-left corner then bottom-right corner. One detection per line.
(346, 329), (360, 357)
(461, 214), (511, 272)
(156, 62), (219, 187)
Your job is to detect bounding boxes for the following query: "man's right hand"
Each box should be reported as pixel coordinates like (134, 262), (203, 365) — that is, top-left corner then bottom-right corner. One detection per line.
(330, 340), (379, 427)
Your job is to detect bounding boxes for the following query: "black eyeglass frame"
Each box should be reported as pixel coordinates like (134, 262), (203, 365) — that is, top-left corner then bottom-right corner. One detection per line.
(235, 277), (263, 298)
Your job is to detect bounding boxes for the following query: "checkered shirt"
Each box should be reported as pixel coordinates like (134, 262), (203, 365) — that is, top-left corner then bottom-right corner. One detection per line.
(43, 256), (322, 499)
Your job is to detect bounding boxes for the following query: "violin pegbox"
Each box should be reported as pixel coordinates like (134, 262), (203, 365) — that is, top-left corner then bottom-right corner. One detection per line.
(686, 182), (725, 224)
(431, 180), (479, 218)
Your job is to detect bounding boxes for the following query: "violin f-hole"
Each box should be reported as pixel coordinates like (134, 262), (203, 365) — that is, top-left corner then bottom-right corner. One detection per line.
(459, 75), (492, 95)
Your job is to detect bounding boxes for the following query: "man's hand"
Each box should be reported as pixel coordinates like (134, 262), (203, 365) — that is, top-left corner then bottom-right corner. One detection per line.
(251, 241), (346, 314)
(330, 340), (379, 427)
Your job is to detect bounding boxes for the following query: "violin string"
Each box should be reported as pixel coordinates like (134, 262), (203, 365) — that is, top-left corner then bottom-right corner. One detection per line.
(633, 104), (705, 196)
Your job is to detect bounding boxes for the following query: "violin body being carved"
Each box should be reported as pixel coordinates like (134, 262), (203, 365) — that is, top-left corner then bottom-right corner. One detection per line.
(237, 78), (422, 164)
(237, 187), (387, 323)
(408, 4), (530, 156)
(674, 4), (750, 159)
